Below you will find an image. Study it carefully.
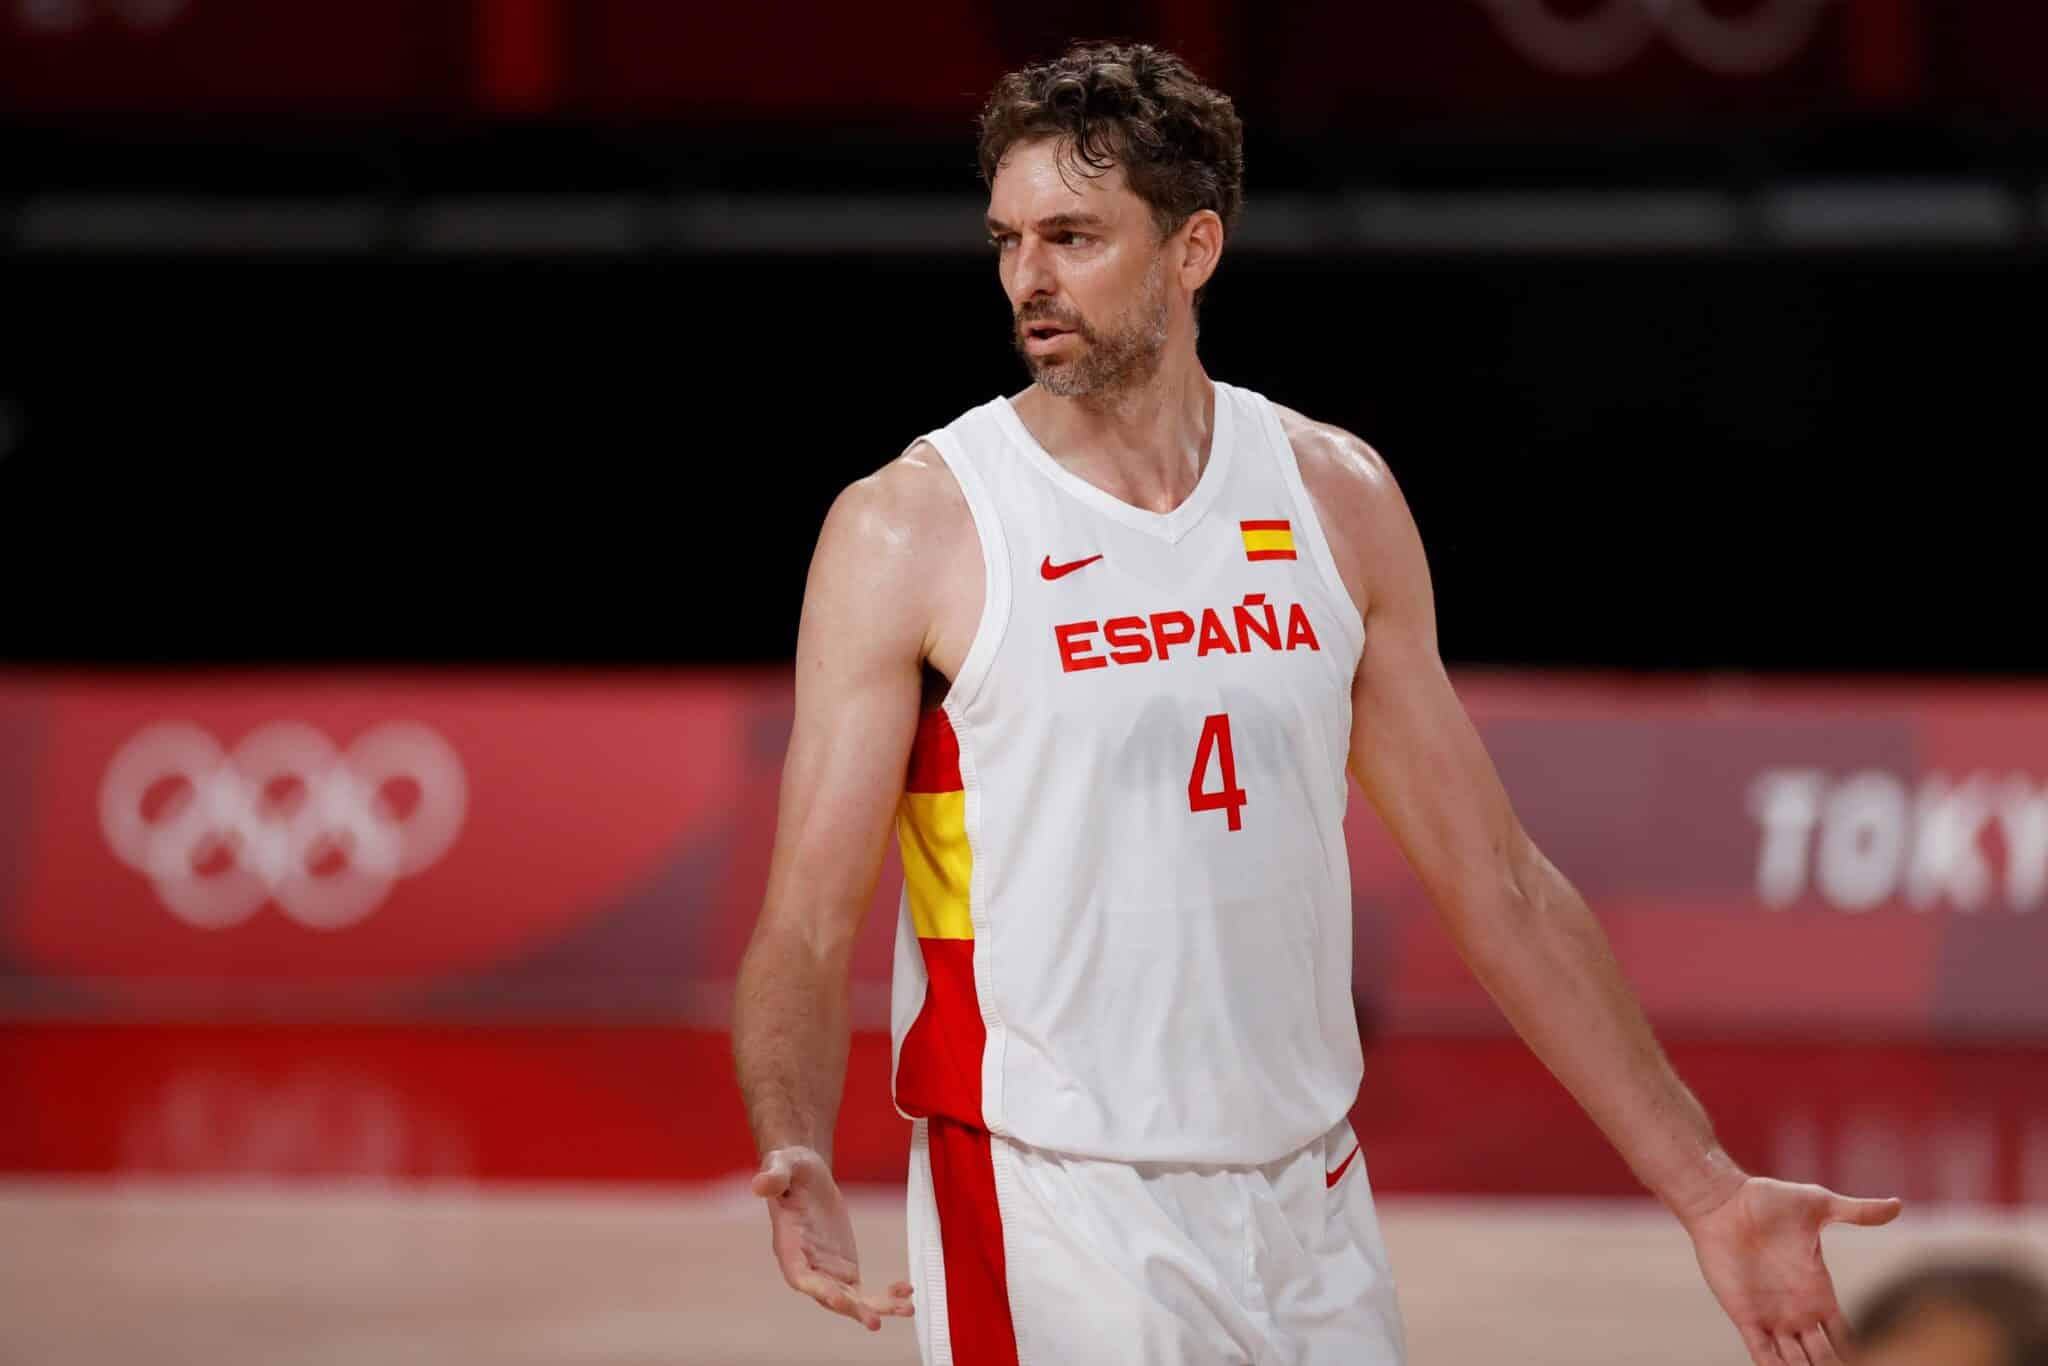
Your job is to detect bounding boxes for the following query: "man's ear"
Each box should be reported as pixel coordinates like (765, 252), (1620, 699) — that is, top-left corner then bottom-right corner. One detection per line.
(1177, 209), (1225, 295)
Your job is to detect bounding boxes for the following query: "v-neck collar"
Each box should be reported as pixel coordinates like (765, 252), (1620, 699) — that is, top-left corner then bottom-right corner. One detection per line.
(992, 382), (1235, 545)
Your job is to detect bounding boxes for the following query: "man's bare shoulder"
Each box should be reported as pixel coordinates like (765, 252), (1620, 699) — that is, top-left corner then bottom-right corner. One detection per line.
(816, 440), (977, 592)
(827, 440), (969, 547)
(808, 441), (981, 673)
(1270, 403), (1397, 514)
(1268, 404), (1419, 613)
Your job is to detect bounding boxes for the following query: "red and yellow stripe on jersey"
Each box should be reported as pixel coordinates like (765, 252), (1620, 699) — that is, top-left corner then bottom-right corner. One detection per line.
(1240, 519), (1297, 560)
(895, 707), (986, 1126)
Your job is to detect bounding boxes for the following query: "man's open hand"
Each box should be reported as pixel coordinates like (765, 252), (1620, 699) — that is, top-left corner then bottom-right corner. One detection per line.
(752, 1146), (914, 1332)
(1685, 1176), (1902, 1365)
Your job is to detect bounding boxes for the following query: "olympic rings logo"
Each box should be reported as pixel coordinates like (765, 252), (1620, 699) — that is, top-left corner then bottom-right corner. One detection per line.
(1476, 0), (1834, 78)
(99, 722), (468, 931)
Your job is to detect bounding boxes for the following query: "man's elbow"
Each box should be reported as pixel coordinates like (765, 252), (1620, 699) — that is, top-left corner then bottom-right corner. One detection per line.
(1433, 827), (1550, 939)
(746, 885), (870, 977)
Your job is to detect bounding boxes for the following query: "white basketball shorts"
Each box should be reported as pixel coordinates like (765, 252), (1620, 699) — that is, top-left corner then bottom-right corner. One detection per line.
(904, 1115), (1407, 1365)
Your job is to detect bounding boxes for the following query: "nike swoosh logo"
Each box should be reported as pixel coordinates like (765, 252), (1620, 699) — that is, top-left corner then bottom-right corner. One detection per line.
(1326, 1143), (1360, 1189)
(1040, 553), (1104, 581)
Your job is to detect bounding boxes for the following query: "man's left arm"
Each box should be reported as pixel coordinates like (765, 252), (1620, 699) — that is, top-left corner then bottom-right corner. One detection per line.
(1294, 420), (1899, 1366)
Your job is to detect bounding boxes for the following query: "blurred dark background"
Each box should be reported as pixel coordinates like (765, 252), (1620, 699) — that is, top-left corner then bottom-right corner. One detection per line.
(0, 0), (2042, 672)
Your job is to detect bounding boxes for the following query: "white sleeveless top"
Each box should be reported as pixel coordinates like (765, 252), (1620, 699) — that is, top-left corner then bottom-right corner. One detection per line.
(889, 380), (1367, 1165)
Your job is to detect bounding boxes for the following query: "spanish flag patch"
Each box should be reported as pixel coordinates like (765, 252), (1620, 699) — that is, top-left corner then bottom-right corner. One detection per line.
(1240, 519), (1297, 561)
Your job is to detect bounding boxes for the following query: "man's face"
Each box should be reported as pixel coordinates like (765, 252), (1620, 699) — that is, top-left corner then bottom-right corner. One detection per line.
(986, 138), (1173, 399)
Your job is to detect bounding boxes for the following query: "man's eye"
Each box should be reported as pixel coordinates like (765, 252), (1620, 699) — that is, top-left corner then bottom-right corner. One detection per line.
(989, 235), (1015, 251)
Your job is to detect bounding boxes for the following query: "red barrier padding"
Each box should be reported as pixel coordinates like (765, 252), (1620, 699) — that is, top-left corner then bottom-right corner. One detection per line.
(6, 669), (2048, 1038)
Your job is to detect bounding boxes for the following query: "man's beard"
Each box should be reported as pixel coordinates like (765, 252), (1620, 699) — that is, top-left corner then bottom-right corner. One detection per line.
(1012, 256), (1170, 399)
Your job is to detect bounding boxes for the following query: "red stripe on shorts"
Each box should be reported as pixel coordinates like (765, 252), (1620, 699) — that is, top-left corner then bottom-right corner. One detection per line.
(927, 1116), (1021, 1366)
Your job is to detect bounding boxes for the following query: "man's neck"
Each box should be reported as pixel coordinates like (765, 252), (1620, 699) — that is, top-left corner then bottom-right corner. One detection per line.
(1012, 348), (1216, 516)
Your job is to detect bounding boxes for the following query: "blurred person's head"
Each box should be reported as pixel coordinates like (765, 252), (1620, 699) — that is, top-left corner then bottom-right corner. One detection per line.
(1855, 1261), (2048, 1366)
(977, 42), (1242, 400)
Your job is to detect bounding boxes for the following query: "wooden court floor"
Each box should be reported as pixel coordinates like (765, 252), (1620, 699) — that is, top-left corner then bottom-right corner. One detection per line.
(3, 1180), (2042, 1365)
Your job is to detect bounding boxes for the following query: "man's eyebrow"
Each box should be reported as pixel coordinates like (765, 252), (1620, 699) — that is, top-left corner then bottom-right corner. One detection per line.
(1036, 213), (1108, 230)
(983, 212), (1109, 234)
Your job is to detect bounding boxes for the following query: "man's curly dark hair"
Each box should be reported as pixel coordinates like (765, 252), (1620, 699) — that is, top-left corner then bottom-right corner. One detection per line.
(1857, 1261), (2048, 1366)
(977, 41), (1244, 299)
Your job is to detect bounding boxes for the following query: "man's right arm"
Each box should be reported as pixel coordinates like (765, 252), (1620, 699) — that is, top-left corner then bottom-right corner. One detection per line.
(732, 447), (955, 1163)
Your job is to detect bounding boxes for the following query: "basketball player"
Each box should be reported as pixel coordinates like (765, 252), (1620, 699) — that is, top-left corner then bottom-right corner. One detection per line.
(733, 41), (1899, 1366)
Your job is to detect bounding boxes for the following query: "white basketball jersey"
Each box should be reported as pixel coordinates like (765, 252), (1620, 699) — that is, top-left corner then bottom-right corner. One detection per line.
(890, 381), (1366, 1165)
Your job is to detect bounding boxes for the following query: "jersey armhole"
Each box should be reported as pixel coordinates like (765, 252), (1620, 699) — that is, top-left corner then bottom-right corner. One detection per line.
(912, 429), (1012, 715)
(1250, 395), (1369, 657)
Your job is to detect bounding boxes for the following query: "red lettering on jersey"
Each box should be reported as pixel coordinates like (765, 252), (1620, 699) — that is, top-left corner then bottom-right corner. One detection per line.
(1103, 616), (1152, 665)
(1195, 608), (1236, 657)
(1056, 596), (1328, 673)
(1054, 620), (1108, 672)
(1235, 594), (1280, 652)
(1149, 611), (1195, 661)
(1285, 603), (1321, 652)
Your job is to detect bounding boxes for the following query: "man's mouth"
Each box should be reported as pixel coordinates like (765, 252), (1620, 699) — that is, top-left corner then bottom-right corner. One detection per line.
(1023, 321), (1076, 353)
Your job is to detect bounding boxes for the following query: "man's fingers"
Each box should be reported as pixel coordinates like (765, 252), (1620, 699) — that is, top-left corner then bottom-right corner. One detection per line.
(1800, 1323), (1843, 1365)
(1741, 1326), (1779, 1366)
(808, 1273), (912, 1327)
(1824, 1311), (1855, 1353)
(800, 1238), (861, 1283)
(791, 1270), (844, 1309)
(1775, 1332), (1814, 1366)
(870, 1281), (915, 1316)
(751, 1154), (793, 1200)
(842, 1278), (913, 1321)
(1827, 1195), (1902, 1228)
(794, 1270), (880, 1330)
(772, 1236), (814, 1289)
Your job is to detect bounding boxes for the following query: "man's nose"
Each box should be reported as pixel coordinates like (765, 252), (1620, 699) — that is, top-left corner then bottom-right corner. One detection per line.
(1007, 236), (1055, 304)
